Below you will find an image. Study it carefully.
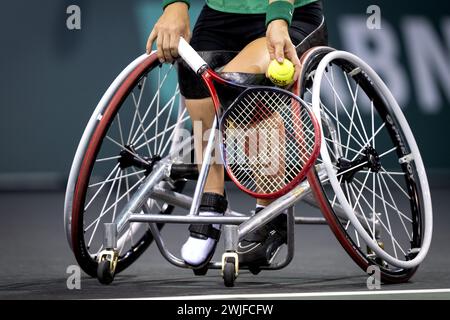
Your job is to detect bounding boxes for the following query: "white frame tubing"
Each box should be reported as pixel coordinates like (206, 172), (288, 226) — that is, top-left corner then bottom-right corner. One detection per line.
(311, 50), (432, 269)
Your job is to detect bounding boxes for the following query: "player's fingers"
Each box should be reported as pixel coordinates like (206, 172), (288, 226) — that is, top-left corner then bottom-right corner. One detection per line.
(286, 45), (301, 81)
(156, 32), (164, 63)
(162, 33), (173, 62)
(274, 43), (285, 63)
(183, 30), (192, 43)
(146, 29), (157, 54)
(267, 42), (276, 62)
(169, 33), (179, 60)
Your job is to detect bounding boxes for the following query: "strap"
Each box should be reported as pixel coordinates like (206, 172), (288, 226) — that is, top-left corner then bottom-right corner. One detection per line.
(189, 224), (221, 240)
(199, 193), (228, 213)
(265, 1), (294, 27)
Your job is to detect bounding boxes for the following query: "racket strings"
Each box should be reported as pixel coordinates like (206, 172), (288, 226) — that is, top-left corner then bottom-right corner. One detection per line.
(222, 89), (316, 197)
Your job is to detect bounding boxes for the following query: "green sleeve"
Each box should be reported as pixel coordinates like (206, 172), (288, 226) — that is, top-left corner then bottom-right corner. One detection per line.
(162, 0), (190, 10)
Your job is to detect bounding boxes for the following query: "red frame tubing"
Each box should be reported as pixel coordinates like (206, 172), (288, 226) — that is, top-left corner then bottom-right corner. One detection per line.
(71, 54), (158, 276)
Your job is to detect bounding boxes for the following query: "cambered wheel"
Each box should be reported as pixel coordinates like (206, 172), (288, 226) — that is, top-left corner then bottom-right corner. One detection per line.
(298, 47), (432, 283)
(64, 52), (192, 278)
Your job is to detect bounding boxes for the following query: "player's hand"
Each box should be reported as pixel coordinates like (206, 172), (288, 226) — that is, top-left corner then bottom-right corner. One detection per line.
(266, 19), (301, 81)
(146, 2), (191, 63)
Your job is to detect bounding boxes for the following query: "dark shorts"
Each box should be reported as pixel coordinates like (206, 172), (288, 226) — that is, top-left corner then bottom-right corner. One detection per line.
(177, 1), (328, 99)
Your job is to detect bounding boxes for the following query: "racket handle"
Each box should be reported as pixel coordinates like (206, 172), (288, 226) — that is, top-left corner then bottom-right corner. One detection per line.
(178, 37), (207, 74)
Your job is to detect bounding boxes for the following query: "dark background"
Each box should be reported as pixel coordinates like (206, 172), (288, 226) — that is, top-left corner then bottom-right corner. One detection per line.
(0, 0), (449, 189)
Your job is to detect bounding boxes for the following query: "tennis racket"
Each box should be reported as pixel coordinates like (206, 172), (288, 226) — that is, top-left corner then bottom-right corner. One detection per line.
(178, 37), (321, 199)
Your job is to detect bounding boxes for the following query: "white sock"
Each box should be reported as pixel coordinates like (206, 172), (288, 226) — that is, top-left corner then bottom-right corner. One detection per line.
(181, 211), (221, 266)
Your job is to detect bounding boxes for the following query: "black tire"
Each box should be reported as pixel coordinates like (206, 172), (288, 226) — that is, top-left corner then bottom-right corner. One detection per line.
(97, 260), (115, 285)
(223, 262), (236, 288)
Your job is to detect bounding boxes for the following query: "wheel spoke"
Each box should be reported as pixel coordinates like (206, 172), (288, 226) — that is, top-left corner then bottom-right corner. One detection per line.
(86, 169), (121, 247)
(348, 181), (375, 238)
(131, 87), (180, 147)
(127, 77), (147, 144)
(326, 140), (338, 160)
(88, 169), (146, 188)
(380, 167), (411, 200)
(85, 164), (120, 211)
(128, 64), (174, 144)
(350, 122), (386, 162)
(359, 170), (405, 176)
(379, 172), (412, 241)
(135, 114), (190, 152)
(320, 100), (366, 149)
(105, 135), (148, 165)
(323, 160), (368, 184)
(378, 146), (398, 159)
(131, 91), (153, 157)
(344, 97), (357, 159)
(343, 72), (370, 143)
(112, 170), (123, 223)
(324, 72), (367, 147)
(371, 100), (375, 149)
(324, 137), (365, 157)
(157, 85), (179, 155)
(372, 172), (376, 241)
(96, 155), (121, 163)
(160, 113), (190, 156)
(356, 189), (408, 256)
(86, 175), (146, 230)
(330, 65), (342, 150)
(376, 174), (398, 259)
(117, 113), (125, 146)
(352, 176), (411, 222)
(308, 87), (366, 149)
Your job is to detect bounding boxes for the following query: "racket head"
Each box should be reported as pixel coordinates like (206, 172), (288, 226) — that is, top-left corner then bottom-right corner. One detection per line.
(219, 86), (321, 199)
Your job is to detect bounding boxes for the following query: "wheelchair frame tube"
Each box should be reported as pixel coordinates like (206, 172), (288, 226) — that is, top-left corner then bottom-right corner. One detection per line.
(115, 161), (169, 232)
(238, 178), (312, 240)
(188, 117), (218, 216)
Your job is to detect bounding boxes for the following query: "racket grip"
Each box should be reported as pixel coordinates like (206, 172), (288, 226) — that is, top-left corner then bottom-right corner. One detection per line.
(178, 37), (207, 74)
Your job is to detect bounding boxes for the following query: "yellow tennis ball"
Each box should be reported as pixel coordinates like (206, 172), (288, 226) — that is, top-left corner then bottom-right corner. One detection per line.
(267, 59), (295, 87)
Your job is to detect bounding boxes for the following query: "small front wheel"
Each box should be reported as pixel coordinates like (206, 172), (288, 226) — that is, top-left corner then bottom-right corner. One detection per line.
(97, 260), (115, 285)
(223, 262), (236, 287)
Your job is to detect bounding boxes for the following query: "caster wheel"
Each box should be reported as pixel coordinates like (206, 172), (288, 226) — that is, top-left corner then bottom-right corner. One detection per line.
(97, 260), (115, 285)
(223, 262), (236, 287)
(193, 265), (208, 276)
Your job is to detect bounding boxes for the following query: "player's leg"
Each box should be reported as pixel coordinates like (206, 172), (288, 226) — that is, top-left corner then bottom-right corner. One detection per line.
(181, 97), (227, 266)
(180, 42), (275, 266)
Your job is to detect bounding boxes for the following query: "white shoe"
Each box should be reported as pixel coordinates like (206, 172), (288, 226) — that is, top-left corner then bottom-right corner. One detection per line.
(181, 211), (222, 267)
